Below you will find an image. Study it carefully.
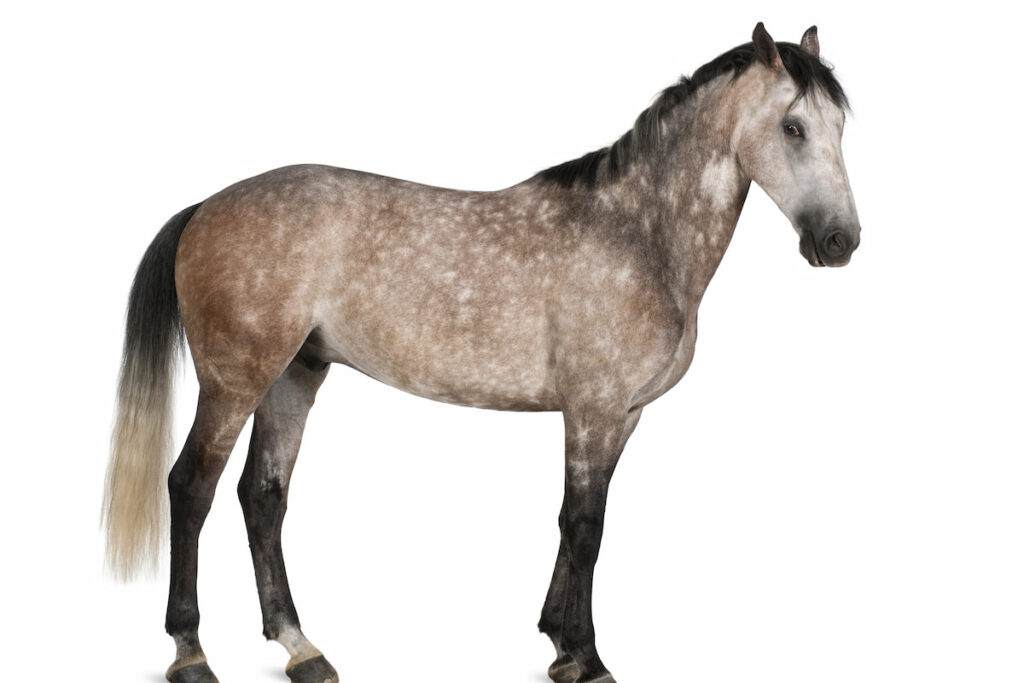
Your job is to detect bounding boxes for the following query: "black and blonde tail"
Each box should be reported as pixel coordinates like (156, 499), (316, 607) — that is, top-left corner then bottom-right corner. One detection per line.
(102, 203), (200, 581)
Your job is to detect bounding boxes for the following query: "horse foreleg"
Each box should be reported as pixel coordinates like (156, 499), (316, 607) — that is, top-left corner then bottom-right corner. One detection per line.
(554, 406), (642, 683)
(237, 358), (338, 683)
(539, 499), (579, 683)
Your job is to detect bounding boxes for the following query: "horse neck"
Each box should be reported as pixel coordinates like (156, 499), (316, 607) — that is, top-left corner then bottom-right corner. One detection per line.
(600, 83), (752, 309)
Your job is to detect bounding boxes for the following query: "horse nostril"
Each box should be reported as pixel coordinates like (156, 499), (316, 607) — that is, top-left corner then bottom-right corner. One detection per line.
(824, 231), (847, 257)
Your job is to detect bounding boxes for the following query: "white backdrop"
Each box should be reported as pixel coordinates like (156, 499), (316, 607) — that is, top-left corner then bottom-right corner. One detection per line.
(3, 2), (1021, 682)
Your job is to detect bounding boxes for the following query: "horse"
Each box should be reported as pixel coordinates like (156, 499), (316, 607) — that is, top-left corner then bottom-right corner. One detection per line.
(103, 22), (859, 683)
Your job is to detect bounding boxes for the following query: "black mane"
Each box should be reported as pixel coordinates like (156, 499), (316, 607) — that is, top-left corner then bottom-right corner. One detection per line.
(536, 41), (848, 189)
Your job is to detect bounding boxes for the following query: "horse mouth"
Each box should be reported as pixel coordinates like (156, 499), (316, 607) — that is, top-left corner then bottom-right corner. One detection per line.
(799, 228), (823, 267)
(808, 241), (825, 267)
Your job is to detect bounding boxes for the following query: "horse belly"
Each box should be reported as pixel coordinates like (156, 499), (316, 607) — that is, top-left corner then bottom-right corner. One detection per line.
(312, 286), (557, 411)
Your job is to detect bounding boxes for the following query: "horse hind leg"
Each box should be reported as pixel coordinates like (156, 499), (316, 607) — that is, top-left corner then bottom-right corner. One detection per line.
(165, 389), (265, 683)
(164, 334), (315, 682)
(237, 357), (338, 683)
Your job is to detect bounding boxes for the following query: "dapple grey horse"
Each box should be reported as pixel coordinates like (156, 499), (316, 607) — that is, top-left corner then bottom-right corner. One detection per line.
(103, 22), (859, 683)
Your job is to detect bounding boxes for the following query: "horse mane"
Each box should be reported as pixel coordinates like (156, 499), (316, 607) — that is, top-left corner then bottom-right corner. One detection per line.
(536, 41), (848, 189)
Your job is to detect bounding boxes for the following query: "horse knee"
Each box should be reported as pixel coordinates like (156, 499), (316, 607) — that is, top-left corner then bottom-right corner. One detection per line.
(567, 515), (604, 568)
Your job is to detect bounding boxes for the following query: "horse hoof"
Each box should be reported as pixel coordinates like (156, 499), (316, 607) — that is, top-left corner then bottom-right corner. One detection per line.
(548, 654), (579, 683)
(286, 654), (339, 683)
(579, 675), (616, 683)
(166, 661), (219, 683)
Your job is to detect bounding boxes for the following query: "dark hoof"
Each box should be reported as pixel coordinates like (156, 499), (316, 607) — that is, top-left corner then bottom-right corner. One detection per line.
(166, 662), (219, 683)
(286, 655), (339, 683)
(579, 676), (616, 683)
(548, 654), (579, 683)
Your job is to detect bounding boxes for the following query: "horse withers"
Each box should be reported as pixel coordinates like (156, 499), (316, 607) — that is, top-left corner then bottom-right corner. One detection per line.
(103, 23), (859, 683)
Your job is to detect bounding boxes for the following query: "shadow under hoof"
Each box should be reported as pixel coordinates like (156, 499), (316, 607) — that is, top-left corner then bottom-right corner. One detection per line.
(286, 655), (339, 683)
(166, 662), (219, 683)
(548, 655), (580, 683)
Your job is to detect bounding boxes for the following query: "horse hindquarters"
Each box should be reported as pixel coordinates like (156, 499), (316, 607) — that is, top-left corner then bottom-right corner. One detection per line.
(165, 206), (329, 682)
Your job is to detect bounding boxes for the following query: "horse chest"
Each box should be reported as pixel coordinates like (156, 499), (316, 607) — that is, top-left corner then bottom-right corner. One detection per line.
(629, 311), (699, 408)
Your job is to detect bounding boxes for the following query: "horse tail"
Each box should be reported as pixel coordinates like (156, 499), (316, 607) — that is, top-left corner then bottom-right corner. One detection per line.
(103, 202), (201, 581)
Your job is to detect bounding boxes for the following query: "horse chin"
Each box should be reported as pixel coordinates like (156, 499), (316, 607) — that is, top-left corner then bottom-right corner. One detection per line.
(804, 251), (855, 268)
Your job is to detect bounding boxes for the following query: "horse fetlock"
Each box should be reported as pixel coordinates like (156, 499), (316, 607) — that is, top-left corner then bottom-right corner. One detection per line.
(165, 606), (201, 637)
(538, 611), (562, 638)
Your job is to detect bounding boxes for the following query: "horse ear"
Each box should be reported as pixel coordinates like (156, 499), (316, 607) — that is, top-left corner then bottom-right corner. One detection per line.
(800, 25), (820, 58)
(752, 22), (782, 71)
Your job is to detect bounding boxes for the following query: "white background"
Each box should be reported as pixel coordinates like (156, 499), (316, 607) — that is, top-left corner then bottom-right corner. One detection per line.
(2, 2), (1022, 682)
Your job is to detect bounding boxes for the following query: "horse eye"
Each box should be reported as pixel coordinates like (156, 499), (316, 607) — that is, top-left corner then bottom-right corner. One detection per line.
(784, 123), (802, 137)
